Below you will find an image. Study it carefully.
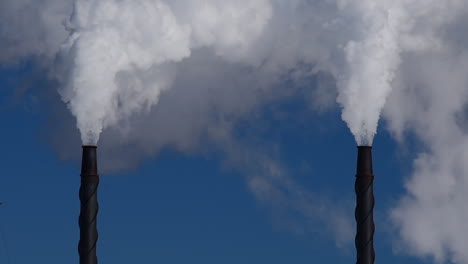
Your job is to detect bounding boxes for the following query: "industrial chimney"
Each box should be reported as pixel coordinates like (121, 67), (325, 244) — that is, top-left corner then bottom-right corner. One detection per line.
(79, 146), (99, 264)
(355, 146), (375, 264)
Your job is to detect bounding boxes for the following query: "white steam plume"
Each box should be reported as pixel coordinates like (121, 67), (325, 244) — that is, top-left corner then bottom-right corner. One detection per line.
(337, 1), (408, 146)
(59, 0), (192, 145)
(3, 0), (399, 147)
(385, 1), (468, 261)
(57, 0), (273, 145)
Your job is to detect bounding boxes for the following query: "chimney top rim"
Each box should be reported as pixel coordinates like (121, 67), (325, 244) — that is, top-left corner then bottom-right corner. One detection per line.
(82, 145), (97, 148)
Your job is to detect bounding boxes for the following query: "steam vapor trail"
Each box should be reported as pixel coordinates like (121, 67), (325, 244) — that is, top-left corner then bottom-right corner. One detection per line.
(2, 0), (406, 147)
(53, 0), (275, 145)
(338, 1), (407, 146)
(59, 0), (192, 145)
(58, 0), (414, 148)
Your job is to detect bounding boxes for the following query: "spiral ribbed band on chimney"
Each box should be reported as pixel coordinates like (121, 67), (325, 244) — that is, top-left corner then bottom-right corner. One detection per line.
(79, 146), (99, 264)
(355, 146), (375, 264)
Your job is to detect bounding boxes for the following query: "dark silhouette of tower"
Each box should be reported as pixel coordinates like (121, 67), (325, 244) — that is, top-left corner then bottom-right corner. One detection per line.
(355, 146), (375, 264)
(79, 146), (99, 264)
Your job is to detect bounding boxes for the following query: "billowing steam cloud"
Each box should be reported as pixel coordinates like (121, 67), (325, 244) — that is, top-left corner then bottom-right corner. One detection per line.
(56, 0), (404, 147)
(337, 1), (406, 146)
(59, 0), (272, 145)
(59, 0), (191, 144)
(1, 0), (398, 146)
(3, 0), (468, 262)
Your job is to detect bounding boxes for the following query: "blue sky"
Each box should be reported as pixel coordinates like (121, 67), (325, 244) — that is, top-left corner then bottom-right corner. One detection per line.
(0, 64), (431, 264)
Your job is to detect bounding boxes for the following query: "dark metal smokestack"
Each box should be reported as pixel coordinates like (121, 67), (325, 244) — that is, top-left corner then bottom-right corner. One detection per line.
(355, 146), (375, 264)
(79, 146), (99, 264)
